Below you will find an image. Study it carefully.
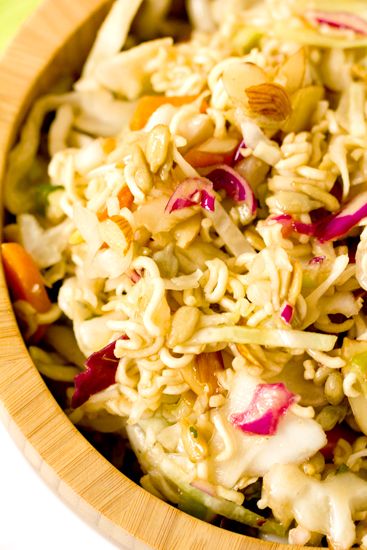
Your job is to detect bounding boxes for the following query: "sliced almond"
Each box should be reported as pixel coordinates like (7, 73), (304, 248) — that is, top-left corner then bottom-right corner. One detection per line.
(246, 82), (292, 121)
(276, 48), (306, 94)
(99, 215), (133, 254)
(181, 352), (223, 396)
(197, 136), (240, 154)
(282, 85), (324, 133)
(223, 62), (267, 104)
(196, 352), (223, 395)
(181, 363), (204, 396)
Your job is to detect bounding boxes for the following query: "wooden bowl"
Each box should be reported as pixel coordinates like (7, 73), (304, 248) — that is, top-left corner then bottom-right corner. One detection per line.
(0, 2), (293, 549)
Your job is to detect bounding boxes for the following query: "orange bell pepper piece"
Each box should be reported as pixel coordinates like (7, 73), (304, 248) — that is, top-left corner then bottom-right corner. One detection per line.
(130, 95), (208, 131)
(1, 242), (51, 313)
(98, 185), (134, 222)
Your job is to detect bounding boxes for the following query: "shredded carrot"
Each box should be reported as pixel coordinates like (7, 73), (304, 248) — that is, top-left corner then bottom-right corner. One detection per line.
(1, 242), (51, 313)
(117, 185), (134, 209)
(98, 185), (134, 221)
(130, 95), (208, 131)
(102, 137), (117, 155)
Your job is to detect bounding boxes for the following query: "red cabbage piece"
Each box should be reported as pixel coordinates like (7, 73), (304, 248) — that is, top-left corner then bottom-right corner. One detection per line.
(272, 192), (367, 242)
(305, 10), (367, 35)
(233, 139), (247, 164)
(165, 177), (215, 213)
(126, 269), (142, 283)
(280, 303), (294, 325)
(190, 479), (216, 496)
(272, 214), (315, 236)
(72, 338), (125, 409)
(309, 255), (326, 265)
(230, 383), (296, 436)
(315, 192), (367, 242)
(206, 165), (257, 214)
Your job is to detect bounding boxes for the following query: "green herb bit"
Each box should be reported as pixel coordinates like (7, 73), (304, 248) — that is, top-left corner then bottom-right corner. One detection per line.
(336, 464), (350, 475)
(34, 183), (63, 214)
(189, 426), (198, 438)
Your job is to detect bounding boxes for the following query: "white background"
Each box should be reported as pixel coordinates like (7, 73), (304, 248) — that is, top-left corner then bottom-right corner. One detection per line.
(0, 418), (118, 550)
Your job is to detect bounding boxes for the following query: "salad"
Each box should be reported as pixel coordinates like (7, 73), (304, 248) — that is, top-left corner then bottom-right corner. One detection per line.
(3, 0), (367, 547)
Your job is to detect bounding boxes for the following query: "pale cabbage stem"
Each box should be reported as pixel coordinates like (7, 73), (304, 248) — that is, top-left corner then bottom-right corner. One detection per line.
(302, 255), (349, 329)
(80, 0), (144, 79)
(184, 326), (337, 351)
(211, 411), (236, 462)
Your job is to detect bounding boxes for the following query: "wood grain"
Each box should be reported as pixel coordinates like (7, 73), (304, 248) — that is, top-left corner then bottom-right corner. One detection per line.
(0, 2), (305, 549)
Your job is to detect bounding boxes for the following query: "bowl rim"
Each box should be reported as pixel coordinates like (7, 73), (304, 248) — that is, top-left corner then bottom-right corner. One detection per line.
(0, 2), (298, 549)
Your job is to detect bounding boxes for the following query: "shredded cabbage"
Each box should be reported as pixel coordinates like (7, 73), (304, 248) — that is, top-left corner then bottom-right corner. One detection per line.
(127, 423), (287, 537)
(78, 0), (144, 85)
(272, 22), (367, 48)
(262, 463), (367, 550)
(18, 214), (73, 268)
(205, 201), (255, 256)
(183, 325), (337, 351)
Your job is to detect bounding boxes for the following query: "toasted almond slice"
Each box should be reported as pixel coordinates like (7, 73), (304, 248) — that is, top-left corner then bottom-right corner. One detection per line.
(246, 82), (292, 121)
(99, 215), (133, 253)
(282, 85), (324, 133)
(197, 136), (240, 154)
(223, 62), (267, 104)
(182, 352), (223, 396)
(196, 352), (223, 395)
(276, 48), (306, 94)
(181, 363), (204, 395)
